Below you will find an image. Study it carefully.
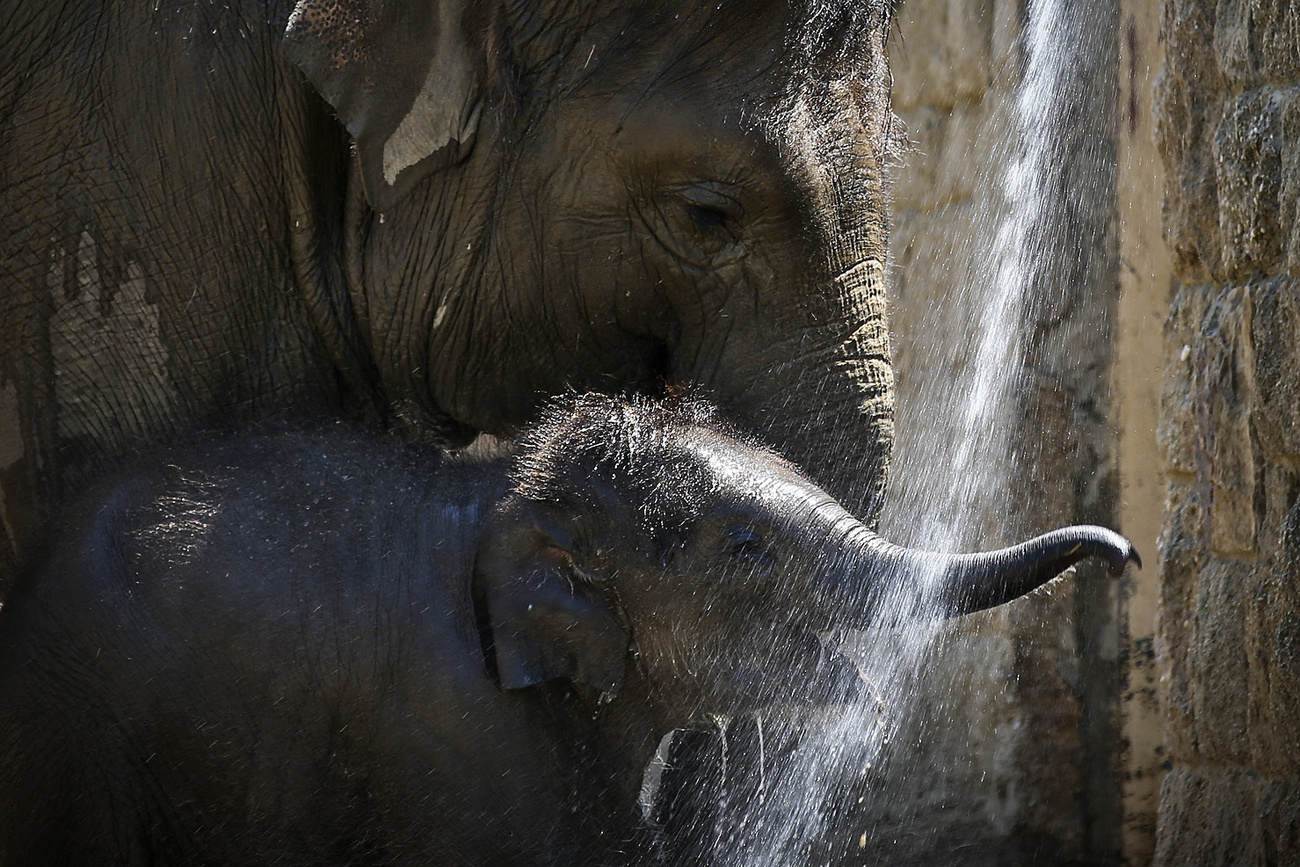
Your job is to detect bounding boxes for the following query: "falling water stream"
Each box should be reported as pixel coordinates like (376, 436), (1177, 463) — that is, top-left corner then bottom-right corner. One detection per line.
(704, 1), (1109, 863)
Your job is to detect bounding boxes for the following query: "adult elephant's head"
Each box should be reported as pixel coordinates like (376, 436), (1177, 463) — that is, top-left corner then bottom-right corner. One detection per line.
(285, 0), (898, 522)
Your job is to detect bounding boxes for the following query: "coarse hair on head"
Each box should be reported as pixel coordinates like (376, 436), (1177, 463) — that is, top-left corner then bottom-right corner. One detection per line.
(510, 391), (763, 529)
(786, 0), (899, 73)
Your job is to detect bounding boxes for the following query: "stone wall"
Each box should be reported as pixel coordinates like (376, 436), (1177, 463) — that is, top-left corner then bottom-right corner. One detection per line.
(1153, 0), (1300, 862)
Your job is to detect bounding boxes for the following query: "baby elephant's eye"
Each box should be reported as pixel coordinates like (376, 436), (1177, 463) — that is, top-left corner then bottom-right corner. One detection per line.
(723, 525), (772, 567)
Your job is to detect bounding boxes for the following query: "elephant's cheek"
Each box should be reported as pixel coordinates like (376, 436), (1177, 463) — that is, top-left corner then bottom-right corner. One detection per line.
(734, 628), (876, 710)
(635, 629), (733, 716)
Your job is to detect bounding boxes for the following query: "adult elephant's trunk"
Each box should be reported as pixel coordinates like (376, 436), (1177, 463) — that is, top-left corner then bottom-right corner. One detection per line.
(724, 78), (897, 526)
(710, 208), (896, 528)
(811, 522), (1140, 629)
(689, 267), (894, 528)
(759, 297), (893, 520)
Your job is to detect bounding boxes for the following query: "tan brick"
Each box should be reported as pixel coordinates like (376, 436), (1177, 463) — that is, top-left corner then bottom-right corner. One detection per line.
(1213, 0), (1255, 86)
(1251, 277), (1300, 463)
(891, 101), (1007, 214)
(890, 0), (996, 113)
(891, 106), (948, 209)
(1214, 0), (1300, 86)
(1155, 0), (1228, 282)
(1194, 286), (1257, 556)
(1283, 90), (1300, 273)
(1190, 558), (1254, 766)
(1248, 494), (1300, 778)
(1159, 285), (1213, 476)
(1258, 780), (1300, 865)
(1213, 89), (1289, 280)
(1157, 479), (1206, 763)
(1154, 767), (1264, 867)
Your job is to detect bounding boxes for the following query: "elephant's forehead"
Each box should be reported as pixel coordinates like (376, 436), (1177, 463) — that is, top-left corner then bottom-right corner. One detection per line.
(685, 436), (841, 515)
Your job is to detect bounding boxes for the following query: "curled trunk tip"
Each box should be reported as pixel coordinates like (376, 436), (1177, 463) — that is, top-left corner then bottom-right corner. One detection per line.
(936, 524), (1140, 618)
(815, 522), (1140, 628)
(1025, 524), (1141, 575)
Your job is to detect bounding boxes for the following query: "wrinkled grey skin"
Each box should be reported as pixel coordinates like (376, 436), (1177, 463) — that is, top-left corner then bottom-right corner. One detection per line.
(0, 0), (897, 593)
(0, 394), (1136, 866)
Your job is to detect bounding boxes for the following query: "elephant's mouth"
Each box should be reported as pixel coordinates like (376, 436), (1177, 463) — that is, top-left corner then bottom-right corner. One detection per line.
(641, 631), (887, 833)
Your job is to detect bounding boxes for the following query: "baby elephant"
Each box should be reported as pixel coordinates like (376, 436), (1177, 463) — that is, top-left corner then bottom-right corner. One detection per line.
(0, 394), (1137, 866)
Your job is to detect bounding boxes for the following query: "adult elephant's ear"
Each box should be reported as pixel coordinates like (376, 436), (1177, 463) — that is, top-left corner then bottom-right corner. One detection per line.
(283, 0), (485, 212)
(474, 503), (629, 694)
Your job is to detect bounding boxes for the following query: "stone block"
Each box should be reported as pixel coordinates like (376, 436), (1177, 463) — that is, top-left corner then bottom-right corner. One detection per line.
(1155, 0), (1228, 283)
(1159, 285), (1212, 476)
(1283, 90), (1300, 273)
(1214, 0), (1300, 86)
(1251, 277), (1300, 463)
(1008, 374), (1087, 531)
(1248, 493), (1300, 778)
(891, 101), (1006, 214)
(1213, 0), (1255, 87)
(1154, 767), (1263, 867)
(1253, 2), (1300, 82)
(840, 625), (1022, 855)
(1258, 779), (1300, 865)
(1194, 286), (1257, 556)
(1189, 557), (1254, 766)
(1258, 465), (1300, 570)
(892, 106), (948, 209)
(1007, 588), (1086, 861)
(1214, 88), (1289, 280)
(1156, 479), (1206, 763)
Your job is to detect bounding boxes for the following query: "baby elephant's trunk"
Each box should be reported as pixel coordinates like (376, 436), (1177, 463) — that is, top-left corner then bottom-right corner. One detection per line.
(816, 523), (1140, 627)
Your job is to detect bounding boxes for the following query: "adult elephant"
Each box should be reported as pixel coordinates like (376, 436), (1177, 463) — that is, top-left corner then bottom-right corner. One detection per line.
(0, 0), (897, 590)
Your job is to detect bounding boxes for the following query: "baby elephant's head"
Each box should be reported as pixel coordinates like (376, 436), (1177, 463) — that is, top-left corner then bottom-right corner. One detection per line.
(472, 392), (1138, 724)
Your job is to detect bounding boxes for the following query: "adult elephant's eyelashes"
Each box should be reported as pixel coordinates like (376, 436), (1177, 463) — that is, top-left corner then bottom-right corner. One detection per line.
(676, 183), (743, 222)
(674, 182), (744, 248)
(636, 182), (747, 270)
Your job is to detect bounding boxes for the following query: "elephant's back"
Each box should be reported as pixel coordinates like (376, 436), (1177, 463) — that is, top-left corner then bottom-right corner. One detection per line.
(0, 422), (510, 864)
(0, 0), (351, 599)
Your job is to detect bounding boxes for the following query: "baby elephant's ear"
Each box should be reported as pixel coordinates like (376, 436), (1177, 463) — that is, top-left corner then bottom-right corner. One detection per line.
(283, 0), (485, 212)
(474, 505), (628, 694)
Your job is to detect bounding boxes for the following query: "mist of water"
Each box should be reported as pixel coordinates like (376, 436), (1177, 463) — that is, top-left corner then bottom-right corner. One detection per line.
(696, 1), (1101, 862)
